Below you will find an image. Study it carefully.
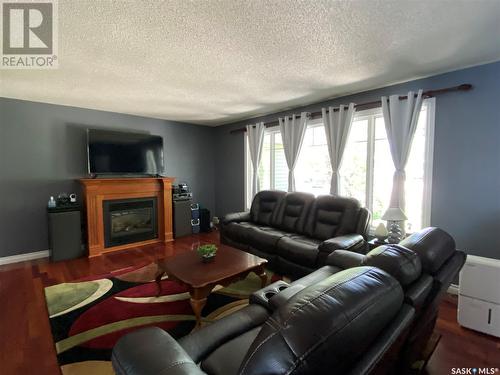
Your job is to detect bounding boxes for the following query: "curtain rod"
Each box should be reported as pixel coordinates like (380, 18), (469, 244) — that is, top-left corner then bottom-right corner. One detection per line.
(230, 83), (472, 134)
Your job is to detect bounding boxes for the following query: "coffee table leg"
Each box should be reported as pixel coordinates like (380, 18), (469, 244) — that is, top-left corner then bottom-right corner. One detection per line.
(155, 272), (165, 297)
(190, 297), (207, 328)
(256, 266), (268, 288)
(190, 287), (212, 328)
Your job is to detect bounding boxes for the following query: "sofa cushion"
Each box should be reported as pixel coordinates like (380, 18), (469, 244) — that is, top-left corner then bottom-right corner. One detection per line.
(179, 304), (269, 363)
(272, 192), (315, 234)
(250, 190), (286, 226)
(112, 327), (205, 375)
(223, 222), (259, 243)
(201, 327), (261, 375)
(277, 235), (321, 268)
(305, 195), (362, 240)
(246, 227), (290, 253)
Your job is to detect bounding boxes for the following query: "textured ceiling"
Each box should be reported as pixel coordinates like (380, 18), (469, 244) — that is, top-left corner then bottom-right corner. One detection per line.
(1, 0), (500, 126)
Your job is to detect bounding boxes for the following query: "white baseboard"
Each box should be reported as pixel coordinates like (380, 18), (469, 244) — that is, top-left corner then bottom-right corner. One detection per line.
(447, 283), (459, 295)
(0, 250), (50, 265)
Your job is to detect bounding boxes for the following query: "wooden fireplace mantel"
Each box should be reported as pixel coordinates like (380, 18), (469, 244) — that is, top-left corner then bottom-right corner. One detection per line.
(80, 177), (175, 257)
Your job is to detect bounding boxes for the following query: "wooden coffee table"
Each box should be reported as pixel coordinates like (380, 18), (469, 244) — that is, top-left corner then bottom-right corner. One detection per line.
(155, 244), (268, 328)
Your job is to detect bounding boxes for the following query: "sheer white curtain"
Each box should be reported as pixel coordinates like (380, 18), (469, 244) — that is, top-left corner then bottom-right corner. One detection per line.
(322, 103), (355, 195)
(246, 122), (266, 197)
(278, 112), (308, 192)
(381, 89), (424, 210)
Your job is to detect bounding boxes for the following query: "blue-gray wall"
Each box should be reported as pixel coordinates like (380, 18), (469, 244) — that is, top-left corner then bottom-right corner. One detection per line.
(214, 61), (500, 260)
(2, 61), (500, 260)
(0, 99), (215, 257)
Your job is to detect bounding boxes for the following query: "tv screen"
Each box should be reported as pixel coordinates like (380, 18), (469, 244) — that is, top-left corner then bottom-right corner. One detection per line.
(87, 129), (164, 175)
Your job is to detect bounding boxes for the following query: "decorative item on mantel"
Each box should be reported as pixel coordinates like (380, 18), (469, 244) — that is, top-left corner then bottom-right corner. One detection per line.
(197, 244), (218, 263)
(374, 222), (389, 243)
(47, 196), (56, 208)
(382, 207), (407, 244)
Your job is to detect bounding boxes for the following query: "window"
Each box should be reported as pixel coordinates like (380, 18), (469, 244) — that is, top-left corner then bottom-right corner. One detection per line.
(245, 98), (435, 232)
(294, 124), (332, 196)
(245, 122), (331, 206)
(339, 99), (435, 231)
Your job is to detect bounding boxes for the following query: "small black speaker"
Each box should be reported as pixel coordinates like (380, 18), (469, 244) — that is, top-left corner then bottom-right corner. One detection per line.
(200, 208), (211, 232)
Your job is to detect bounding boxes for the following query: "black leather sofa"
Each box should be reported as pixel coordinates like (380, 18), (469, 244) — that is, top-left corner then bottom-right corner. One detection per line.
(286, 226), (467, 370)
(221, 190), (371, 278)
(112, 266), (415, 375)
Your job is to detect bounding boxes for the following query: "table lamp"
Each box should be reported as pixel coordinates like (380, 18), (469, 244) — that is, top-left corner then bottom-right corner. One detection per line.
(382, 207), (407, 243)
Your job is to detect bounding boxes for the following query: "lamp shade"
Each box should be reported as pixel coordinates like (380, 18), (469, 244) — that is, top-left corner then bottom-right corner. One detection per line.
(382, 207), (408, 221)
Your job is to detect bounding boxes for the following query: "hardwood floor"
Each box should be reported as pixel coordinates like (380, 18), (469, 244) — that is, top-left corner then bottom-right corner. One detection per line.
(0, 231), (498, 375)
(427, 295), (500, 372)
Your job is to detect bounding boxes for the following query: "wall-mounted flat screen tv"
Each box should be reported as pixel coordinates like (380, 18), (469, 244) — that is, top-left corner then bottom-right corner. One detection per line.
(87, 129), (164, 175)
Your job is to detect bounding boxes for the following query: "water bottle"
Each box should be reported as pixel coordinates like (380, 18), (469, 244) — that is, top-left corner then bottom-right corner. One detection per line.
(48, 196), (56, 208)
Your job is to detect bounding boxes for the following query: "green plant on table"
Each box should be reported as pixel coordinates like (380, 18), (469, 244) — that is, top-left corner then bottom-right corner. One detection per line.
(197, 244), (217, 258)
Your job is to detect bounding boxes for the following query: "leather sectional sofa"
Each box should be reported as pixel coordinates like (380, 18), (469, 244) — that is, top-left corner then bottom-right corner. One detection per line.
(278, 226), (467, 370)
(221, 190), (371, 278)
(113, 267), (413, 375)
(112, 227), (465, 375)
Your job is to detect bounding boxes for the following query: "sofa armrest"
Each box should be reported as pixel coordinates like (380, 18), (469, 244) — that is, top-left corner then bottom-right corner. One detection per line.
(318, 234), (365, 254)
(326, 250), (365, 268)
(404, 274), (433, 312)
(112, 327), (206, 375)
(221, 211), (251, 225)
(356, 207), (372, 239)
(268, 284), (307, 310)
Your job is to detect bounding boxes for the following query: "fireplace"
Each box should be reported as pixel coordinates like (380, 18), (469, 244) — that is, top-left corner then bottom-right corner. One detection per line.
(80, 177), (174, 257)
(103, 197), (158, 247)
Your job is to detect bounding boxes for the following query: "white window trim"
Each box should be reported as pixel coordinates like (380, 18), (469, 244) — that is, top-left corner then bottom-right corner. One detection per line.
(269, 132), (277, 189)
(421, 97), (435, 228)
(348, 109), (380, 233)
(244, 133), (249, 210)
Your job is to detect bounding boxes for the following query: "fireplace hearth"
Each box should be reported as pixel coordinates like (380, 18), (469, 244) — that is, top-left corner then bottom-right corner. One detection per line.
(103, 197), (158, 247)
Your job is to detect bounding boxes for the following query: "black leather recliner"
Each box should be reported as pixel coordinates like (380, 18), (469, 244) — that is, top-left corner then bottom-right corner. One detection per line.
(221, 190), (371, 278)
(112, 267), (415, 375)
(287, 226), (467, 370)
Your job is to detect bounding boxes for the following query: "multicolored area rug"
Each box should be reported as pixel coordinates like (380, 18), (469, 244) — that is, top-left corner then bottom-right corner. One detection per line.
(44, 262), (282, 375)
